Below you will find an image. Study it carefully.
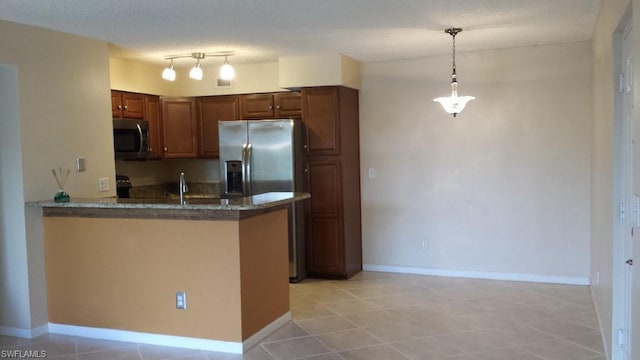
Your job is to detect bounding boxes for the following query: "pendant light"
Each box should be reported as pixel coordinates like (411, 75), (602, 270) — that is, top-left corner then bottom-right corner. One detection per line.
(433, 28), (475, 117)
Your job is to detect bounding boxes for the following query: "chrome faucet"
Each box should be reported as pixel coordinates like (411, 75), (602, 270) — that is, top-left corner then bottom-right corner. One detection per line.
(179, 172), (188, 203)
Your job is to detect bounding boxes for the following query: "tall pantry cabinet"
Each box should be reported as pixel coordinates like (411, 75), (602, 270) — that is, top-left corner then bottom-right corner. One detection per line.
(302, 86), (362, 279)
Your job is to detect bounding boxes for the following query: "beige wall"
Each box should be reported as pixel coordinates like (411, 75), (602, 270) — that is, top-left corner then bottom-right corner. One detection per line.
(110, 57), (175, 96)
(0, 20), (114, 336)
(44, 209), (288, 342)
(0, 20), (114, 200)
(360, 42), (592, 281)
(111, 55), (362, 97)
(279, 54), (362, 89)
(177, 62), (283, 97)
(110, 59), (283, 97)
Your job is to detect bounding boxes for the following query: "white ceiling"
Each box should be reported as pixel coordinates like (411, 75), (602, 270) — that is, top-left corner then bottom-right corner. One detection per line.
(0, 0), (602, 65)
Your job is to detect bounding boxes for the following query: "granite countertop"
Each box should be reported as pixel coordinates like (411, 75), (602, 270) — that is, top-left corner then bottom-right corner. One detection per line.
(29, 192), (310, 220)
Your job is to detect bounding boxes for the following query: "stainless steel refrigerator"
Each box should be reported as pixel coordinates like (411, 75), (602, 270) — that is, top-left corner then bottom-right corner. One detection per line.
(218, 119), (306, 282)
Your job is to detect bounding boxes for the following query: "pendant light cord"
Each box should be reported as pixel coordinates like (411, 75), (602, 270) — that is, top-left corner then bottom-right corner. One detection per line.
(445, 28), (462, 81)
(451, 32), (457, 79)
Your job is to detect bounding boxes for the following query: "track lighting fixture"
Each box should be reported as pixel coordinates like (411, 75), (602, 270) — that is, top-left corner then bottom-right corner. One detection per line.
(433, 28), (475, 117)
(161, 51), (235, 82)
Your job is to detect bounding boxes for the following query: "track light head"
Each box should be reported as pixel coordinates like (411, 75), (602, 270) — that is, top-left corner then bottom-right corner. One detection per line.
(219, 56), (235, 81)
(162, 59), (176, 81)
(189, 60), (203, 80)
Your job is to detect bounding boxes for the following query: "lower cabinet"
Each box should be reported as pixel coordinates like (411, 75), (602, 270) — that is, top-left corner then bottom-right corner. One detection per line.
(305, 159), (346, 276)
(160, 97), (198, 158)
(304, 158), (361, 278)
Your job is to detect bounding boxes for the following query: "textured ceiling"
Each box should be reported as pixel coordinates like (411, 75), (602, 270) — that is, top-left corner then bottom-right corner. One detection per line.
(0, 0), (602, 65)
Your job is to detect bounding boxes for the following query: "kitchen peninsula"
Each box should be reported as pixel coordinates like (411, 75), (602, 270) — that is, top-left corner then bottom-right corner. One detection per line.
(31, 192), (309, 353)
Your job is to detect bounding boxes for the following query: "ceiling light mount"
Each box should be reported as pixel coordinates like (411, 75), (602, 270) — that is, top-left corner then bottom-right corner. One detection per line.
(444, 28), (462, 37)
(433, 27), (475, 117)
(161, 51), (236, 82)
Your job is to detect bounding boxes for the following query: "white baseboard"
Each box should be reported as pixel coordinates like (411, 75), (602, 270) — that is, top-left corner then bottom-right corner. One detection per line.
(242, 312), (291, 351)
(0, 324), (48, 338)
(363, 264), (590, 285)
(48, 311), (292, 354)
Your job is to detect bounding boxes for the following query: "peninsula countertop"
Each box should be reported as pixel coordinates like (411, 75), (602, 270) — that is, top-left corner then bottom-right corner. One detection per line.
(29, 192), (310, 220)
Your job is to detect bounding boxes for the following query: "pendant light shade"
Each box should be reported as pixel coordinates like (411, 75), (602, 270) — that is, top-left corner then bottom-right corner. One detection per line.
(189, 59), (203, 80)
(434, 81), (475, 115)
(219, 56), (235, 81)
(433, 28), (475, 117)
(161, 59), (176, 81)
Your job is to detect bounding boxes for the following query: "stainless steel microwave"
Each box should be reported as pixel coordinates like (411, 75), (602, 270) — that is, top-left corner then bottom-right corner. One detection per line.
(113, 119), (149, 160)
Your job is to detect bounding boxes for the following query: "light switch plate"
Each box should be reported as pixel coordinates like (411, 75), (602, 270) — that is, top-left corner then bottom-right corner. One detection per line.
(76, 157), (86, 172)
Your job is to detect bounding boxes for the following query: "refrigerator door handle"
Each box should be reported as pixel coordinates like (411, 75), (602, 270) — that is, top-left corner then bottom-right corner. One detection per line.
(241, 143), (248, 196)
(245, 143), (252, 196)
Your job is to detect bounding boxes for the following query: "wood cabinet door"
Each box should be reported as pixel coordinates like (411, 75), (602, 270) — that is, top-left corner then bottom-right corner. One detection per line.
(302, 87), (340, 156)
(111, 90), (123, 117)
(239, 93), (274, 119)
(305, 159), (345, 275)
(160, 98), (198, 158)
(111, 91), (144, 119)
(274, 92), (302, 118)
(122, 92), (144, 119)
(198, 96), (239, 158)
(144, 95), (162, 159)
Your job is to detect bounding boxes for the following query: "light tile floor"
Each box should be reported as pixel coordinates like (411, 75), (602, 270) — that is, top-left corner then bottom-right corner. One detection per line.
(0, 271), (605, 360)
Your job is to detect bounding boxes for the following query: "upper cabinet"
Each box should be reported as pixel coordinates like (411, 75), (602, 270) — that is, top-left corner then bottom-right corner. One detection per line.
(111, 91), (300, 160)
(160, 97), (198, 158)
(275, 92), (303, 117)
(239, 92), (301, 119)
(144, 95), (162, 159)
(301, 87), (341, 156)
(111, 90), (144, 119)
(197, 96), (240, 158)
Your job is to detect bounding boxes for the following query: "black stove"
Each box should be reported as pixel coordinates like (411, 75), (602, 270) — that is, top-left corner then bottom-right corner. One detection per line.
(116, 175), (132, 198)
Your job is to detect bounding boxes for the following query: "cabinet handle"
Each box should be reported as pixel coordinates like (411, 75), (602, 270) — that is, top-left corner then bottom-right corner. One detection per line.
(118, 105), (122, 110)
(164, 147), (168, 152)
(269, 105), (273, 110)
(276, 105), (281, 109)
(124, 105), (128, 110)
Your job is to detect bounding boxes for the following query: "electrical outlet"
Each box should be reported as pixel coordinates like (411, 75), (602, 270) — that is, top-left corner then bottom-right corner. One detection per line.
(176, 291), (187, 309)
(98, 177), (109, 192)
(368, 168), (376, 179)
(421, 239), (429, 251)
